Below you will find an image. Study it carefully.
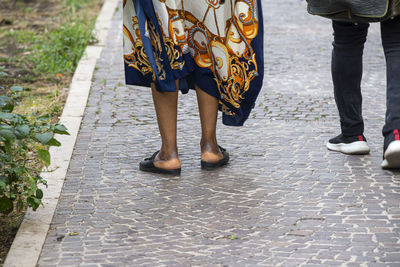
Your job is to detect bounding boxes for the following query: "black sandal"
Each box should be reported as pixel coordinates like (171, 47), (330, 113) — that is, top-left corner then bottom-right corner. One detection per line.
(201, 146), (230, 170)
(139, 151), (181, 175)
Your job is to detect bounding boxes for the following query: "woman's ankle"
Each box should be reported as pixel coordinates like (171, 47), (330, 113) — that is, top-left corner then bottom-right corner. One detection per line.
(154, 150), (181, 170)
(200, 139), (223, 162)
(200, 138), (219, 153)
(158, 146), (178, 160)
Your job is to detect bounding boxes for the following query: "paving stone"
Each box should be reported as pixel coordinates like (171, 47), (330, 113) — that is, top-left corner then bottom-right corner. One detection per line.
(37, 0), (400, 266)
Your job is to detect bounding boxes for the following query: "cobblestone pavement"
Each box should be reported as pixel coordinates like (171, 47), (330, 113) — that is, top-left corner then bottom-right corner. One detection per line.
(38, 0), (400, 266)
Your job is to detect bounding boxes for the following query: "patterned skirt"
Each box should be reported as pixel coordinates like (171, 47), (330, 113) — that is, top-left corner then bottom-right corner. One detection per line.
(123, 0), (264, 126)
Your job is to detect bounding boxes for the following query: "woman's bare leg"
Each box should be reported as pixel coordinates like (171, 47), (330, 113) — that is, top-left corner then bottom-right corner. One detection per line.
(195, 85), (224, 162)
(151, 82), (181, 170)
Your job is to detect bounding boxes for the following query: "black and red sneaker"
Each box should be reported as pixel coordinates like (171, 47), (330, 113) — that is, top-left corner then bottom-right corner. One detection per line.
(327, 134), (370, 155)
(382, 129), (400, 169)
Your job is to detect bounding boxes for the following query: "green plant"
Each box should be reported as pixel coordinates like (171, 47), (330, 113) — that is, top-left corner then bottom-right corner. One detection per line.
(63, 0), (95, 9)
(28, 18), (96, 75)
(0, 66), (8, 77)
(0, 87), (69, 214)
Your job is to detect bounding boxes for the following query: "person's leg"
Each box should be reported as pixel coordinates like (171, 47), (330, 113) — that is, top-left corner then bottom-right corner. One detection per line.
(381, 17), (400, 143)
(150, 82), (181, 170)
(195, 85), (224, 163)
(380, 16), (400, 169)
(327, 21), (371, 155)
(331, 20), (369, 136)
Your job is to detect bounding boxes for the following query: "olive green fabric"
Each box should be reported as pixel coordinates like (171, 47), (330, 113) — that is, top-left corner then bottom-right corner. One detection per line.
(307, 0), (400, 22)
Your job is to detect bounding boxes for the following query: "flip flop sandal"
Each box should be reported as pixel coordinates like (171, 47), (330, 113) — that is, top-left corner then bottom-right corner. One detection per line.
(201, 146), (230, 170)
(139, 151), (181, 175)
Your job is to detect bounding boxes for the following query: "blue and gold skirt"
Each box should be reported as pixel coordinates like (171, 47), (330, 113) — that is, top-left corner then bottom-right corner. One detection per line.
(123, 0), (264, 126)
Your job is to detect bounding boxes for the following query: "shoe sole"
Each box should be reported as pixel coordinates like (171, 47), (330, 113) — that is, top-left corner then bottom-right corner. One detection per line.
(382, 141), (400, 169)
(326, 141), (370, 155)
(201, 151), (230, 170)
(139, 165), (181, 175)
(201, 159), (229, 170)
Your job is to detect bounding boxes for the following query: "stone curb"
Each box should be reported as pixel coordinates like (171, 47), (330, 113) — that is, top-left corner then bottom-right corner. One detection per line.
(3, 0), (120, 266)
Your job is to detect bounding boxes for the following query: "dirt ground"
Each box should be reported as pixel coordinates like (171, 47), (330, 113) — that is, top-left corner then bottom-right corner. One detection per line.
(0, 0), (102, 94)
(0, 213), (24, 265)
(0, 0), (68, 94)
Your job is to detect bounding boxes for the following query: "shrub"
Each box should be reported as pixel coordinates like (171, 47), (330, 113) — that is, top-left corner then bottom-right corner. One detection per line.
(0, 87), (69, 214)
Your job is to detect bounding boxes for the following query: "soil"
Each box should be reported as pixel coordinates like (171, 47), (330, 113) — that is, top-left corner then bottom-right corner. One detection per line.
(0, 0), (69, 95)
(0, 0), (103, 94)
(0, 213), (24, 266)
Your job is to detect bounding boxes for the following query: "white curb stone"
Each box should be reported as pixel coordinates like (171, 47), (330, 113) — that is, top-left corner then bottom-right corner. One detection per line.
(3, 0), (120, 266)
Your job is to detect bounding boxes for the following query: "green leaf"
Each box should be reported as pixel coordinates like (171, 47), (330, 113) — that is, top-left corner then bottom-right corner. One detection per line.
(40, 177), (48, 186)
(27, 197), (41, 211)
(0, 175), (9, 184)
(36, 189), (43, 199)
(17, 198), (24, 212)
(0, 111), (20, 122)
(47, 138), (61, 147)
(38, 149), (51, 166)
(35, 132), (53, 144)
(54, 124), (69, 135)
(10, 86), (23, 92)
(34, 198), (41, 207)
(13, 167), (25, 177)
(0, 129), (16, 140)
(15, 125), (30, 138)
(4, 140), (12, 155)
(36, 114), (51, 121)
(0, 196), (13, 214)
(0, 181), (6, 190)
(26, 178), (37, 196)
(7, 172), (18, 183)
(0, 96), (14, 112)
(0, 125), (12, 130)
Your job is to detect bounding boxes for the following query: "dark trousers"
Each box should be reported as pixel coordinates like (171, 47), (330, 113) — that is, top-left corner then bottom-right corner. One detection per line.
(332, 17), (400, 139)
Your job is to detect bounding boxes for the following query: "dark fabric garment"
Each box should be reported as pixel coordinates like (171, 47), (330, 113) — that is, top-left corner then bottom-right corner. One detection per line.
(331, 16), (400, 139)
(381, 17), (400, 141)
(308, 0), (400, 23)
(309, 0), (389, 17)
(123, 0), (264, 126)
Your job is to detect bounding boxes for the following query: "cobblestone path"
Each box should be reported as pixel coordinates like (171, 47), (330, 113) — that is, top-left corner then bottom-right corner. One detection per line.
(38, 0), (400, 266)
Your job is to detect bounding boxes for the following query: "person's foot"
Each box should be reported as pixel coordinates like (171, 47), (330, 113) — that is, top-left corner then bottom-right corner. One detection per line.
(201, 145), (229, 170)
(200, 140), (224, 162)
(153, 150), (181, 170)
(201, 150), (224, 163)
(200, 140), (229, 170)
(382, 129), (400, 169)
(327, 134), (370, 155)
(139, 151), (181, 175)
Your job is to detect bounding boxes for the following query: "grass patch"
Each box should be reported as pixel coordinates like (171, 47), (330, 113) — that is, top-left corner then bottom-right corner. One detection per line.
(0, 0), (103, 92)
(28, 19), (96, 75)
(2, 29), (37, 43)
(63, 0), (98, 12)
